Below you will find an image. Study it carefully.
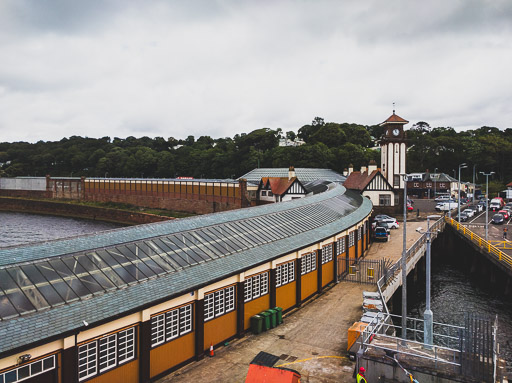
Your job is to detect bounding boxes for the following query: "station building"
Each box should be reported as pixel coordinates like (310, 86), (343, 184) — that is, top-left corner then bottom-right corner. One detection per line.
(0, 182), (371, 383)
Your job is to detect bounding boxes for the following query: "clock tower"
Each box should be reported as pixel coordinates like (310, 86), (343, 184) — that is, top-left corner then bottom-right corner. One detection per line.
(380, 111), (408, 190)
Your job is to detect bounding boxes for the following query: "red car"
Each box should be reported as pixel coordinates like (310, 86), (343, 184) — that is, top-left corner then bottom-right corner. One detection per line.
(498, 210), (510, 220)
(407, 204), (414, 211)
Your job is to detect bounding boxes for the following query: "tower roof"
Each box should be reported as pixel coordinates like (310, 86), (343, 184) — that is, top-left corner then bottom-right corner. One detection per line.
(380, 112), (409, 125)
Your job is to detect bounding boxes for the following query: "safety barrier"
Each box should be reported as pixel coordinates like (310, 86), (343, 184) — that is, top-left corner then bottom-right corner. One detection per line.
(445, 217), (512, 270)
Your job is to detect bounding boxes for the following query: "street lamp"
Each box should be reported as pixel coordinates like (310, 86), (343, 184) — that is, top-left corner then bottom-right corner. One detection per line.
(480, 171), (494, 241)
(416, 215), (441, 347)
(433, 168), (438, 199)
(400, 173), (409, 342)
(458, 163), (467, 223)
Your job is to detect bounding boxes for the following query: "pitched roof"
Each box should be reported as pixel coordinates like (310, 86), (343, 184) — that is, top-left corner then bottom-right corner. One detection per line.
(381, 113), (409, 125)
(239, 168), (345, 184)
(343, 170), (381, 191)
(260, 177), (302, 196)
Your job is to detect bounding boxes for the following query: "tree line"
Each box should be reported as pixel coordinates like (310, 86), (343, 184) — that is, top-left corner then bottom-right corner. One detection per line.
(0, 118), (510, 191)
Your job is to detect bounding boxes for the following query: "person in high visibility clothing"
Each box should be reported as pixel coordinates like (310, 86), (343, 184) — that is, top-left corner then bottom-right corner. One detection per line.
(356, 366), (367, 383)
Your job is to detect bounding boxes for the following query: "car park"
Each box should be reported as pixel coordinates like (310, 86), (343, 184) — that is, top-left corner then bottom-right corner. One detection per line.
(491, 214), (504, 224)
(498, 210), (510, 220)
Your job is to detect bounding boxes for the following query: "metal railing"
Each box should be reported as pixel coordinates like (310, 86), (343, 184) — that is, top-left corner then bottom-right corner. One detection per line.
(445, 217), (512, 270)
(378, 217), (445, 291)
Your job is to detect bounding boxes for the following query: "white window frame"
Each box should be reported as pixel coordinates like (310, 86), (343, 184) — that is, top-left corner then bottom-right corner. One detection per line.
(0, 355), (56, 383)
(98, 334), (117, 373)
(300, 252), (316, 275)
(78, 341), (98, 381)
(151, 303), (193, 347)
(321, 244), (333, 264)
(336, 237), (346, 255)
(117, 327), (135, 364)
(276, 261), (295, 287)
(349, 231), (355, 247)
(204, 285), (236, 322)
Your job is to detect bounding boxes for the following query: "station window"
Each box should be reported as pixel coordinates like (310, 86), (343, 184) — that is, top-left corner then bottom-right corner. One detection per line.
(0, 355), (55, 383)
(348, 232), (355, 247)
(276, 261), (295, 287)
(358, 227), (362, 240)
(336, 237), (346, 255)
(78, 326), (136, 381)
(261, 190), (267, 196)
(151, 303), (193, 347)
(321, 244), (333, 264)
(244, 272), (269, 302)
(379, 194), (391, 206)
(204, 285), (236, 322)
(300, 252), (316, 275)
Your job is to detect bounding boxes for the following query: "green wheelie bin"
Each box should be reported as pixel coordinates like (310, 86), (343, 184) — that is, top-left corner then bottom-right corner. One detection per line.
(274, 306), (283, 325)
(260, 310), (271, 331)
(250, 315), (263, 335)
(266, 308), (277, 328)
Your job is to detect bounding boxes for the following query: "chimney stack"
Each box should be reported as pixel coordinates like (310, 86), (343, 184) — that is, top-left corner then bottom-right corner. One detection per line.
(368, 160), (377, 173)
(361, 166), (367, 173)
(343, 168), (348, 176)
(288, 166), (296, 180)
(348, 164), (354, 175)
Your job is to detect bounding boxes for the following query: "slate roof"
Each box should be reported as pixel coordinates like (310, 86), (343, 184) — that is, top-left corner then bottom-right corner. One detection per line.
(259, 177), (304, 196)
(0, 183), (371, 356)
(238, 168), (345, 185)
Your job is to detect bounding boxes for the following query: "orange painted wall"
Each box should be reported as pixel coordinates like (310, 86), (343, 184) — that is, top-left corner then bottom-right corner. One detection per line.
(150, 332), (195, 378)
(203, 310), (237, 350)
(300, 271), (317, 301)
(244, 294), (270, 330)
(276, 281), (296, 311)
(348, 245), (356, 258)
(88, 359), (139, 383)
(322, 261), (333, 287)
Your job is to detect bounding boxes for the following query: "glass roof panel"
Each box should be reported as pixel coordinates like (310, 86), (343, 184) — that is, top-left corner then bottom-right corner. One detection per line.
(35, 262), (79, 302)
(6, 268), (50, 311)
(53, 258), (97, 297)
(180, 232), (213, 261)
(0, 269), (35, 315)
(86, 252), (127, 288)
(20, 264), (65, 306)
(142, 241), (177, 272)
(0, 292), (19, 319)
(150, 239), (187, 269)
(205, 226), (246, 251)
(121, 244), (158, 279)
(164, 236), (202, 266)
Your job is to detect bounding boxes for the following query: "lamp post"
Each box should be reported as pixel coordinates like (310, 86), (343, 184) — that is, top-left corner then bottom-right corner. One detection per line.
(416, 215), (441, 347)
(472, 165), (476, 204)
(458, 163), (467, 222)
(480, 171), (494, 241)
(400, 173), (408, 342)
(433, 168), (438, 200)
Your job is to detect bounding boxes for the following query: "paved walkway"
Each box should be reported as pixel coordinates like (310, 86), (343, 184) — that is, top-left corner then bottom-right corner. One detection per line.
(157, 220), (428, 383)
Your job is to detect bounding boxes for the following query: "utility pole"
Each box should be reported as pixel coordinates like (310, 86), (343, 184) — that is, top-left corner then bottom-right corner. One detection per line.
(458, 163), (467, 223)
(480, 171), (494, 241)
(400, 173), (408, 342)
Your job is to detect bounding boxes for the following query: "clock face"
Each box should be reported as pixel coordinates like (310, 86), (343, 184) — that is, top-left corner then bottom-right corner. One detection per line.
(392, 128), (400, 136)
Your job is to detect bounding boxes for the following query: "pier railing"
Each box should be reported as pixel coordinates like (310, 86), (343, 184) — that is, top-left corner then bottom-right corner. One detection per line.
(377, 217), (445, 292)
(445, 217), (512, 270)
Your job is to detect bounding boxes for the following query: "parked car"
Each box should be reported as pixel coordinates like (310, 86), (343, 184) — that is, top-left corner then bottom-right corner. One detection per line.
(375, 217), (399, 229)
(374, 214), (394, 221)
(374, 221), (391, 233)
(459, 212), (469, 222)
(374, 226), (389, 241)
(505, 202), (512, 209)
(498, 210), (510, 220)
(502, 206), (512, 215)
(461, 209), (475, 218)
(473, 204), (484, 213)
(435, 194), (451, 202)
(491, 214), (504, 224)
(435, 202), (458, 211)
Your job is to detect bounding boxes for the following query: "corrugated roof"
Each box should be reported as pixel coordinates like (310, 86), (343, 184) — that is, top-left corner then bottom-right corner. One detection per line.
(238, 168), (345, 184)
(0, 184), (371, 355)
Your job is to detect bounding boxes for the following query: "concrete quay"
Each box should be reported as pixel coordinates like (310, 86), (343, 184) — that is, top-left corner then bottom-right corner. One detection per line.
(157, 221), (426, 383)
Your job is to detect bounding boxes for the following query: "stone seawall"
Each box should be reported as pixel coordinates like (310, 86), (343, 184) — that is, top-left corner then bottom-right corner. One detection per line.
(0, 197), (172, 225)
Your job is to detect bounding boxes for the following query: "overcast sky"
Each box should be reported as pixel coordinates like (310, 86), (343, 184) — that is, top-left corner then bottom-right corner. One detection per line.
(0, 0), (511, 143)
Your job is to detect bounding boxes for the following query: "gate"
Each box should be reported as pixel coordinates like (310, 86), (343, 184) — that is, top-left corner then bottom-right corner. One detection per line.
(460, 313), (497, 382)
(337, 257), (391, 284)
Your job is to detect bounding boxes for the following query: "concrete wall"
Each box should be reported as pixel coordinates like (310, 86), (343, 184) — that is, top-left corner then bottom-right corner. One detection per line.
(0, 197), (171, 225)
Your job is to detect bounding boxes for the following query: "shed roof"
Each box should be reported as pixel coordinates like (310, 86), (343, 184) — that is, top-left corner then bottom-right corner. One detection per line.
(238, 168), (345, 184)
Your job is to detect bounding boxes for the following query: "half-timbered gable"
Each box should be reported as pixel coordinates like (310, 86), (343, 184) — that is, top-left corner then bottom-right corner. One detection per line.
(258, 177), (307, 203)
(344, 164), (396, 207)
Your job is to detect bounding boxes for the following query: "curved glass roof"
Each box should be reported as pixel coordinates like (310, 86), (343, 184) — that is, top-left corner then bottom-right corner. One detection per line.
(0, 183), (371, 324)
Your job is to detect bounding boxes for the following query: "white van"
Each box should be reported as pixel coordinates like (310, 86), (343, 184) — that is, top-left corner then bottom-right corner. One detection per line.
(435, 202), (458, 211)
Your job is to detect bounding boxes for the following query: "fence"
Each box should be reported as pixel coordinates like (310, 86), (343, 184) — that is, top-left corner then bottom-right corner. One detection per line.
(338, 257), (391, 284)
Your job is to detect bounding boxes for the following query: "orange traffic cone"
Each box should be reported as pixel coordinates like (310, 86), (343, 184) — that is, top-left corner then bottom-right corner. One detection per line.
(209, 342), (214, 357)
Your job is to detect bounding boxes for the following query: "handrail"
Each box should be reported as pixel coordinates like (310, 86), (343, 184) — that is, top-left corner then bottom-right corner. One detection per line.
(445, 217), (512, 269)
